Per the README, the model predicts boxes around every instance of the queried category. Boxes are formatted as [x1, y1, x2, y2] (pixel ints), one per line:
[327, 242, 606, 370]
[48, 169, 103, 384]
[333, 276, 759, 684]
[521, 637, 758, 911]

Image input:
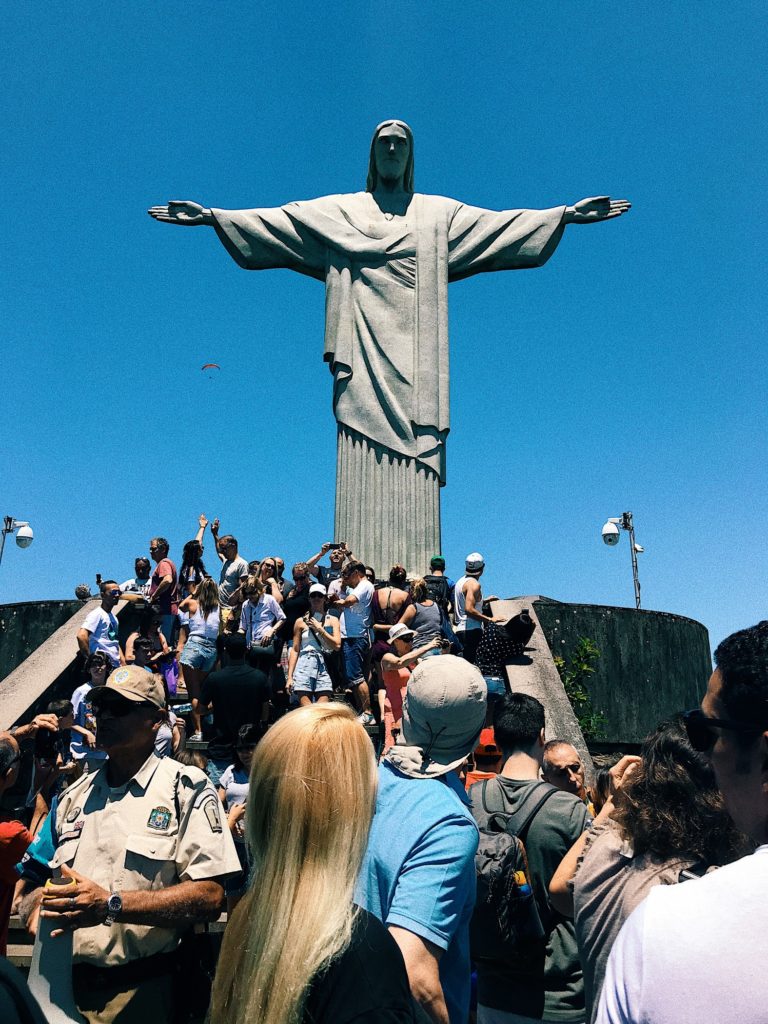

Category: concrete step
[6, 944, 32, 970]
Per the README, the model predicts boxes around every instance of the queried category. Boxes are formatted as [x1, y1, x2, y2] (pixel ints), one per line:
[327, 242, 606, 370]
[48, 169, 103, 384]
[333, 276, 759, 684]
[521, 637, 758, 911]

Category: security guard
[20, 665, 240, 1024]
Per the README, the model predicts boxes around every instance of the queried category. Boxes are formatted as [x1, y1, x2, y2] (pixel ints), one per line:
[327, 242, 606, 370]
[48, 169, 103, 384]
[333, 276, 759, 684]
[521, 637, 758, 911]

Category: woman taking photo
[210, 704, 415, 1024]
[177, 577, 221, 740]
[286, 584, 341, 706]
[550, 718, 750, 1022]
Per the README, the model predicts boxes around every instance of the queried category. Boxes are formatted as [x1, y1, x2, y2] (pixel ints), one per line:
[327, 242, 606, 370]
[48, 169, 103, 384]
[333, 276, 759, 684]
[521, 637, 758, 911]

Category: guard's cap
[90, 665, 166, 709]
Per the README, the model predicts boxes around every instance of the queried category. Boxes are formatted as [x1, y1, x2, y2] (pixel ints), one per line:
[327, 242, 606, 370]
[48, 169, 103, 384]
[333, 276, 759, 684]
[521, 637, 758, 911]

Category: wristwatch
[105, 890, 123, 926]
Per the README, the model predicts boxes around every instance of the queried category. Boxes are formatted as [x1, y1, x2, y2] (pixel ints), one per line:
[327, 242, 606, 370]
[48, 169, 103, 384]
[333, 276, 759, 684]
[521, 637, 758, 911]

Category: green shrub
[553, 637, 607, 740]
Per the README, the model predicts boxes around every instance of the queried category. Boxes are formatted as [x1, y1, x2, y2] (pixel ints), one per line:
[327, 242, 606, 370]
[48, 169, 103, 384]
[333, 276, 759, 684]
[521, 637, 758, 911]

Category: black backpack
[423, 574, 451, 610]
[469, 778, 558, 964]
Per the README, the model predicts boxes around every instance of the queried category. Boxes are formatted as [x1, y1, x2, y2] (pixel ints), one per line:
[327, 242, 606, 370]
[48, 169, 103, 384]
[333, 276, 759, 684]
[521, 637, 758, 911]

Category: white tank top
[454, 575, 482, 632]
[188, 604, 220, 641]
[300, 615, 333, 655]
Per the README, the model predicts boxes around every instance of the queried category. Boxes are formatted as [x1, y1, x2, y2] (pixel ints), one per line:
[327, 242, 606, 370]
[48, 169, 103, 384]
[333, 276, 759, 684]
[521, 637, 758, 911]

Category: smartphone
[35, 728, 58, 760]
[328, 543, 343, 550]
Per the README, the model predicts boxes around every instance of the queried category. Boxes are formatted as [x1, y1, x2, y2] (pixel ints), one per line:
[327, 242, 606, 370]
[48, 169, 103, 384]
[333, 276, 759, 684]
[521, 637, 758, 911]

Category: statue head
[366, 120, 414, 193]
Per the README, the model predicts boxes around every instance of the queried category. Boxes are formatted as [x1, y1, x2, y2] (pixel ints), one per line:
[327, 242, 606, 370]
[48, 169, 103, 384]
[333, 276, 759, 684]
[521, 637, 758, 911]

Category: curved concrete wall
[0, 600, 83, 683]
[533, 599, 711, 743]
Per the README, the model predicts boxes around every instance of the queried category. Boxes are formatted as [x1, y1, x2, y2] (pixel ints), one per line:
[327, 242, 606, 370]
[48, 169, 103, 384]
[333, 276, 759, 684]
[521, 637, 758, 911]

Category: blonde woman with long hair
[210, 704, 416, 1024]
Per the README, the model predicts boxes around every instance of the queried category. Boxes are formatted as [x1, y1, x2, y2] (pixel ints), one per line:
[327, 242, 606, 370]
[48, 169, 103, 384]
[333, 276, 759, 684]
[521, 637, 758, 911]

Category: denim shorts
[179, 635, 217, 672]
[293, 650, 333, 694]
[342, 636, 370, 685]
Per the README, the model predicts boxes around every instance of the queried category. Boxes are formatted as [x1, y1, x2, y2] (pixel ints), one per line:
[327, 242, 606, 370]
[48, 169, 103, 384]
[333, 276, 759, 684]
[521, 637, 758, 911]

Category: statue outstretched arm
[147, 201, 214, 226]
[563, 196, 631, 224]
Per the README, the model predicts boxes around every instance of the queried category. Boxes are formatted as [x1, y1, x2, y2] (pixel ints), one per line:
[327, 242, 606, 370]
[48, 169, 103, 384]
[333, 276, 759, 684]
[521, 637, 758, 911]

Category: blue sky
[2, 1, 765, 653]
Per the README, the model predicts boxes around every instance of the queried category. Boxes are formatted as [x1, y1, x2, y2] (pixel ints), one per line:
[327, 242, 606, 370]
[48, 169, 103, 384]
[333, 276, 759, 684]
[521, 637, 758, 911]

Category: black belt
[72, 948, 179, 990]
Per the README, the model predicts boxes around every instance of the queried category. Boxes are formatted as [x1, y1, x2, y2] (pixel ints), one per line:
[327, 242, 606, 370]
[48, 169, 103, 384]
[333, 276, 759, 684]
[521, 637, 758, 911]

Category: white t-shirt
[239, 595, 286, 646]
[70, 682, 108, 762]
[81, 607, 121, 664]
[596, 845, 768, 1024]
[341, 578, 374, 639]
[219, 555, 249, 608]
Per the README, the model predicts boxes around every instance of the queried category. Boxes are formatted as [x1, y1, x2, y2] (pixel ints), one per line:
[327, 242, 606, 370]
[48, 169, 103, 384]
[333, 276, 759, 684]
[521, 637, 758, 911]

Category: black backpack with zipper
[468, 778, 558, 964]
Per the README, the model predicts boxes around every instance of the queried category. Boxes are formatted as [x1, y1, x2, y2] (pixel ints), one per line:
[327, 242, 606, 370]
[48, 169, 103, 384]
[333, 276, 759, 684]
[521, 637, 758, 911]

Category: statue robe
[211, 193, 565, 571]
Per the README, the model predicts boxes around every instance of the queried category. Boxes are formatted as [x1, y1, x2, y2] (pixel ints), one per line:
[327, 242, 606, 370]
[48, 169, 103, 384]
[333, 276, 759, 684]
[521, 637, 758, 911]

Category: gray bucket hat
[386, 655, 487, 778]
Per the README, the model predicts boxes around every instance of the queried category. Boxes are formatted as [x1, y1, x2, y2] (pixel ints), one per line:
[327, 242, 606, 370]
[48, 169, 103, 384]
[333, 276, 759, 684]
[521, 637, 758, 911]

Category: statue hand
[565, 197, 631, 224]
[147, 201, 213, 226]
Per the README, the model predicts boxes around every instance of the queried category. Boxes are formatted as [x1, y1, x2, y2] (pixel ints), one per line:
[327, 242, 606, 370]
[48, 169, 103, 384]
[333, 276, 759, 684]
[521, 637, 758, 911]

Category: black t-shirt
[316, 564, 342, 588]
[201, 663, 271, 761]
[303, 909, 416, 1024]
[282, 585, 311, 637]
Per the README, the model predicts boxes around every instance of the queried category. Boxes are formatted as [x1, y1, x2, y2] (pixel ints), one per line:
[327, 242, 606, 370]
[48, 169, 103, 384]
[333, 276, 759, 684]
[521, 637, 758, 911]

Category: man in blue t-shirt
[356, 655, 487, 1024]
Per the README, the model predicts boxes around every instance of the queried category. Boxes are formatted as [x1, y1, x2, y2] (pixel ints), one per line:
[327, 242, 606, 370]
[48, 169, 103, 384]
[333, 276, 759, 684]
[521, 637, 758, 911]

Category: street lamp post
[601, 511, 643, 609]
[0, 516, 35, 569]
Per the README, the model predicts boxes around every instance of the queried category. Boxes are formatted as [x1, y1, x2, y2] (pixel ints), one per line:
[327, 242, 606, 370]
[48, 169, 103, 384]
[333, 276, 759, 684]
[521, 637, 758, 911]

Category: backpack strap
[481, 778, 558, 835]
[509, 782, 559, 839]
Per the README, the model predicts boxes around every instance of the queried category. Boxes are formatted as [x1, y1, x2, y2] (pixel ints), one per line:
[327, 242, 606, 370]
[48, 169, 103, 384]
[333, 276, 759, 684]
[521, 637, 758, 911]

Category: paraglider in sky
[201, 362, 220, 379]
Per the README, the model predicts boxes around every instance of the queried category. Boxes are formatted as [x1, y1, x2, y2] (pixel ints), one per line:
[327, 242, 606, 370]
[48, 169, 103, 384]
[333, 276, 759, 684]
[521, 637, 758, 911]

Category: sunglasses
[294, 574, 308, 581]
[92, 699, 149, 718]
[107, 589, 121, 597]
[682, 709, 763, 753]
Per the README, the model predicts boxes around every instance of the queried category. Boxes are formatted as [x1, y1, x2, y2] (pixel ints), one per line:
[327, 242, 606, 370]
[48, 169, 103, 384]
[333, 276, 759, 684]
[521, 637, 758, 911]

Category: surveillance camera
[601, 521, 620, 546]
[15, 525, 34, 549]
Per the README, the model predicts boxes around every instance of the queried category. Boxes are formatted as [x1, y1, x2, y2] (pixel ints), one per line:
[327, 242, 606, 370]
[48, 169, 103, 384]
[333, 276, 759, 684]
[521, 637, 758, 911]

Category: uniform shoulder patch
[201, 797, 223, 834]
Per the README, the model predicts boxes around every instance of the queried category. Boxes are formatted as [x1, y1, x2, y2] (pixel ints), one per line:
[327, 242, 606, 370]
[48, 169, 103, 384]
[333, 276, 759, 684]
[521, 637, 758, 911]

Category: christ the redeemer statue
[149, 120, 629, 574]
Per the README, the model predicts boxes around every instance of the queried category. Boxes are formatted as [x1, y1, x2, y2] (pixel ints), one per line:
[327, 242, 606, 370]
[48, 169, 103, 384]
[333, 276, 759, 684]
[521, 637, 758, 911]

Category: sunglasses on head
[682, 709, 763, 753]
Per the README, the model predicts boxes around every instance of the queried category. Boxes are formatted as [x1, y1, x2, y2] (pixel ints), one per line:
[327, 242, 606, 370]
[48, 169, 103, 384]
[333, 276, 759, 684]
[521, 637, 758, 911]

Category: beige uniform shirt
[51, 752, 241, 966]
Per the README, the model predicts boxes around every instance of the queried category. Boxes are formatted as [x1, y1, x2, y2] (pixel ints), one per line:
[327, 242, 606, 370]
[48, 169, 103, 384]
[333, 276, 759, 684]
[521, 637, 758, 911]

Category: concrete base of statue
[334, 427, 441, 575]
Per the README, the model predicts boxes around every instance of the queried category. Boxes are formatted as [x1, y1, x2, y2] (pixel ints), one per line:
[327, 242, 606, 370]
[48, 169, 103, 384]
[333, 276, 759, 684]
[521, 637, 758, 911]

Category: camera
[601, 521, 620, 546]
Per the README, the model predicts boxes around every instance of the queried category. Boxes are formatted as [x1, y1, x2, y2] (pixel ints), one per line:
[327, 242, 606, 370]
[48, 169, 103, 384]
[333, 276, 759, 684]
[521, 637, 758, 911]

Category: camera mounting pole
[601, 511, 643, 609]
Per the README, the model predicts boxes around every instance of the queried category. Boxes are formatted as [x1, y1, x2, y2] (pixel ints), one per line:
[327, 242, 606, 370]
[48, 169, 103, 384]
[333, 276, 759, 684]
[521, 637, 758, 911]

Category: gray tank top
[410, 602, 442, 645]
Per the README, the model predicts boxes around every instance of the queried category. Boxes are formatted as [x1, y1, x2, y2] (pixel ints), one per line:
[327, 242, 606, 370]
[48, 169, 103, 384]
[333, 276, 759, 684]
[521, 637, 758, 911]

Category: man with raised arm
[209, 518, 249, 632]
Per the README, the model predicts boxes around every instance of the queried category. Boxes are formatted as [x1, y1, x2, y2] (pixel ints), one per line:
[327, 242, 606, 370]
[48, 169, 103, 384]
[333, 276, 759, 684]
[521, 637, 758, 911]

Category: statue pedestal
[334, 427, 441, 575]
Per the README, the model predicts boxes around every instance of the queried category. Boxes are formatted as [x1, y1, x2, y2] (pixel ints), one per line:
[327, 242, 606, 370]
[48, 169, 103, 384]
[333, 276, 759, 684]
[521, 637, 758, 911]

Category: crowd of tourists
[0, 514, 765, 1024]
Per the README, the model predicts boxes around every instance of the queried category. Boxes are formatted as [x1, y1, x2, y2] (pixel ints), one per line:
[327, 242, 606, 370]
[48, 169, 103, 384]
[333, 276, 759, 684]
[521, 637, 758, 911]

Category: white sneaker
[357, 712, 376, 727]
[189, 731, 203, 741]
